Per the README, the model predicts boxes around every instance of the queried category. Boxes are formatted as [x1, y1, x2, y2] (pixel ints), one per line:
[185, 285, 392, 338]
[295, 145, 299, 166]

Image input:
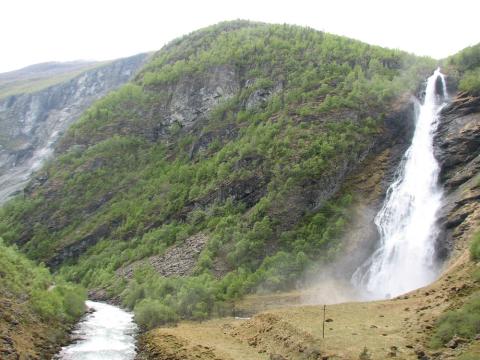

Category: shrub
[122, 280, 145, 309]
[30, 289, 64, 320]
[30, 285, 86, 321]
[459, 68, 480, 95]
[458, 353, 480, 360]
[430, 292, 480, 348]
[134, 299, 178, 329]
[60, 285, 87, 319]
[0, 238, 86, 322]
[470, 230, 480, 261]
[359, 346, 372, 360]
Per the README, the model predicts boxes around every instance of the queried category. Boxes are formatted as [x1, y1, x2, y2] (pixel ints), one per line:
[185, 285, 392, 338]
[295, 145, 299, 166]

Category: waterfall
[351, 68, 448, 299]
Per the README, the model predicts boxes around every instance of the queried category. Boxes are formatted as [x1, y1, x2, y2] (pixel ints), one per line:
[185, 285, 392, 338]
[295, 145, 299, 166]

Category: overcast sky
[1, 0, 478, 73]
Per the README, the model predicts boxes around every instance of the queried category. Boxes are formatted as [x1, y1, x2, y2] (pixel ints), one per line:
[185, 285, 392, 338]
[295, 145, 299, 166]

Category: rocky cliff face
[340, 87, 480, 276]
[0, 53, 148, 203]
[435, 92, 480, 260]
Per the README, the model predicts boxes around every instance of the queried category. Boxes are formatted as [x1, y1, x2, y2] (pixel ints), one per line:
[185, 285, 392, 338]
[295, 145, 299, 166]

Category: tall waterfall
[352, 68, 448, 299]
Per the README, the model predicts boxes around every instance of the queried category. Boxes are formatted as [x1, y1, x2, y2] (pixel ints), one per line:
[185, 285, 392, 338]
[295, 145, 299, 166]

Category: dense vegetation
[0, 21, 436, 329]
[446, 42, 480, 94]
[0, 238, 86, 322]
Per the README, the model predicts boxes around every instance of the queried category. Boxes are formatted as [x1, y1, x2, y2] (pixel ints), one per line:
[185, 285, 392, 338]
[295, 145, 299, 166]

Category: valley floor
[137, 249, 480, 360]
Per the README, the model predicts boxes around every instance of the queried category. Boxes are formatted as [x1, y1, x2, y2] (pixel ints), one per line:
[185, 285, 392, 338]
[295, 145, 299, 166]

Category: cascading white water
[352, 68, 448, 299]
[56, 301, 137, 360]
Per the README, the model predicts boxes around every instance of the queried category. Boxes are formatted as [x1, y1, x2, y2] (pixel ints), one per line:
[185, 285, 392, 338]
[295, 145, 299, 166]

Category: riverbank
[0, 298, 75, 359]
[0, 241, 86, 360]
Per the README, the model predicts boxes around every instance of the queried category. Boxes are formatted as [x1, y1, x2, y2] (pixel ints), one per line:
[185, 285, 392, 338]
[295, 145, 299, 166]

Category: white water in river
[56, 301, 137, 360]
[351, 68, 448, 299]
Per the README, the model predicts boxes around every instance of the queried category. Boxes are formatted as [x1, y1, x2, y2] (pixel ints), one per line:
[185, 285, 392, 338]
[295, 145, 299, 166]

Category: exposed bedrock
[434, 92, 480, 260]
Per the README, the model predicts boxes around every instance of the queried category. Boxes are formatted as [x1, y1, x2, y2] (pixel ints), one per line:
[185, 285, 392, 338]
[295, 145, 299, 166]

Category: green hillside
[446, 42, 480, 94]
[0, 238, 85, 321]
[0, 20, 436, 328]
[0, 238, 85, 357]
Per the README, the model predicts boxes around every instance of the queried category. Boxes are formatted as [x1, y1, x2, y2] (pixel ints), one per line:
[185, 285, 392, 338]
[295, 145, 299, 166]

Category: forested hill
[0, 20, 436, 327]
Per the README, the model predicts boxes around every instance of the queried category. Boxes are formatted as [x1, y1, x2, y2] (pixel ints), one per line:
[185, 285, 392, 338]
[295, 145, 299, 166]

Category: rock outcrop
[0, 53, 148, 203]
[116, 233, 208, 279]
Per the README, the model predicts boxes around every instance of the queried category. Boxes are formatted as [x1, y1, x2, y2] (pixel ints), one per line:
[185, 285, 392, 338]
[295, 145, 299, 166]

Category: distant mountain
[0, 53, 148, 203]
[0, 60, 97, 80]
[0, 60, 102, 99]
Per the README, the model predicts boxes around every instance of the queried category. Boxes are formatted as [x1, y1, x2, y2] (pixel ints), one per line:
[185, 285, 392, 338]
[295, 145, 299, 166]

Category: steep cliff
[435, 92, 480, 259]
[434, 44, 480, 264]
[0, 53, 148, 203]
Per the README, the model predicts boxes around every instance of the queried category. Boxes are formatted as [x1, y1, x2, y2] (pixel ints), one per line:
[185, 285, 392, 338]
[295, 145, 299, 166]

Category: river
[56, 301, 137, 360]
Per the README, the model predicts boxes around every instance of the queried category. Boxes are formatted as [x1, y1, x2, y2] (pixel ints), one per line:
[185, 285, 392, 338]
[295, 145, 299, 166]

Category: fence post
[322, 304, 326, 339]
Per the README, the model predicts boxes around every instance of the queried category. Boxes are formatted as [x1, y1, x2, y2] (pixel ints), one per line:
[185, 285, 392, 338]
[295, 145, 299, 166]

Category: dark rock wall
[435, 92, 480, 260]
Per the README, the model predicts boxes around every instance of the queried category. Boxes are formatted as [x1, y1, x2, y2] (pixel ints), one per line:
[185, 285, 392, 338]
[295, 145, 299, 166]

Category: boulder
[446, 335, 468, 349]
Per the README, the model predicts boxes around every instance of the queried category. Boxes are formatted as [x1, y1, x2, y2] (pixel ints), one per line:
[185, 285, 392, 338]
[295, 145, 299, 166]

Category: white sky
[1, 0, 479, 73]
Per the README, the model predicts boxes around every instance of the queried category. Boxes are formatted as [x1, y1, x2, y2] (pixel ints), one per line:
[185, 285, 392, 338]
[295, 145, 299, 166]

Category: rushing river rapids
[56, 301, 137, 360]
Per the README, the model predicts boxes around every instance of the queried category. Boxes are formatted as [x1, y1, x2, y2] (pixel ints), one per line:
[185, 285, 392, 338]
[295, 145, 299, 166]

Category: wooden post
[322, 304, 326, 339]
